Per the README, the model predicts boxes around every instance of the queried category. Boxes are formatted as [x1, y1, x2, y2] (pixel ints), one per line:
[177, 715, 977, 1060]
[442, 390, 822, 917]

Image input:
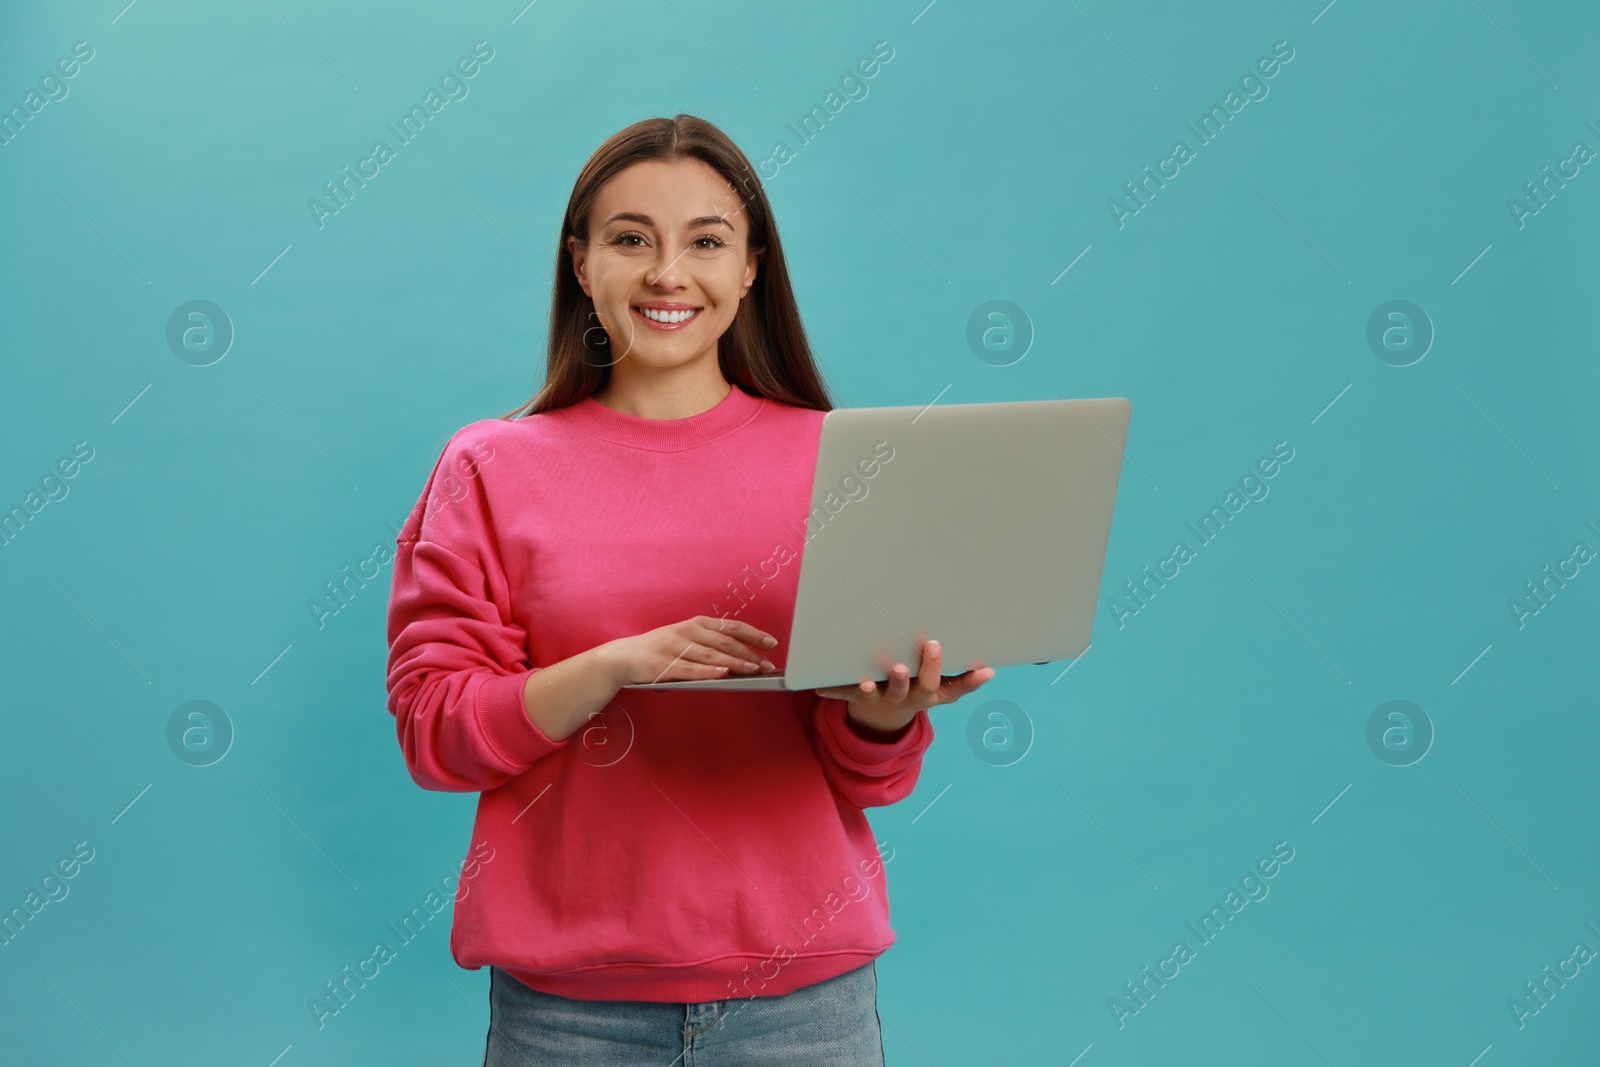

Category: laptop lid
[778, 395, 1130, 690]
[624, 396, 1130, 692]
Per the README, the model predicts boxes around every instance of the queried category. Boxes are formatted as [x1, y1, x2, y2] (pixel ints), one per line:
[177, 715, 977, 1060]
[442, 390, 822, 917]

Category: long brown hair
[498, 114, 834, 420]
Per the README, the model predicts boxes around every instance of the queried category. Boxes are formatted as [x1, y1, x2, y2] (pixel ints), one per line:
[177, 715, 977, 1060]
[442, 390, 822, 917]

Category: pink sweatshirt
[384, 383, 933, 1003]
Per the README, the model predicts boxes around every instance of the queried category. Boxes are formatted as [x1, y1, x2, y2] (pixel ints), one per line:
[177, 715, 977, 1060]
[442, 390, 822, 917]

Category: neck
[593, 358, 732, 420]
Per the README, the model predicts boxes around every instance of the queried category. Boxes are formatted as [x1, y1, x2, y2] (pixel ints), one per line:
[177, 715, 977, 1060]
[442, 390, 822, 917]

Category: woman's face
[569, 158, 759, 371]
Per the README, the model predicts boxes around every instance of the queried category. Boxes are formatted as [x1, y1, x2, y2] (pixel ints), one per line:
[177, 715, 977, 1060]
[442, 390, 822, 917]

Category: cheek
[588, 253, 643, 291]
[707, 293, 742, 324]
[705, 263, 749, 304]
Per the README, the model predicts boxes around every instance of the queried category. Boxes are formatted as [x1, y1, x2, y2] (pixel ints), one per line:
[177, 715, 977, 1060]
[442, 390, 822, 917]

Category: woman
[385, 113, 994, 1065]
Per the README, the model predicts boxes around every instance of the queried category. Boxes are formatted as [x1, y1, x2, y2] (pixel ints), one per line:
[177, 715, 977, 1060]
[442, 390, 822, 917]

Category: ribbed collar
[560, 382, 764, 452]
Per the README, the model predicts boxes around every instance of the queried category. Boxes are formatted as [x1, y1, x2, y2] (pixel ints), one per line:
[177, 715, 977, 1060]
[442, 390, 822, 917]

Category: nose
[644, 241, 688, 290]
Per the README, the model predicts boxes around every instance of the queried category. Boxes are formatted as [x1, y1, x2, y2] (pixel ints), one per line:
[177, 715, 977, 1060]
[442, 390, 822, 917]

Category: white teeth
[639, 307, 697, 323]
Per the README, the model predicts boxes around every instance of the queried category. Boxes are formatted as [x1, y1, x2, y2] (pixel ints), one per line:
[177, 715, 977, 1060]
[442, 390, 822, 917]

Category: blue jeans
[481, 960, 886, 1066]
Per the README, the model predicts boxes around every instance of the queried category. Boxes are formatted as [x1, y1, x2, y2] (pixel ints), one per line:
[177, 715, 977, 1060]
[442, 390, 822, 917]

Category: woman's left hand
[814, 639, 996, 741]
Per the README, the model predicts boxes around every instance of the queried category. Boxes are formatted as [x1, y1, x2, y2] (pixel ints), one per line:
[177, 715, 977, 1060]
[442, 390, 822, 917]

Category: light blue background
[3, 0, 1597, 1063]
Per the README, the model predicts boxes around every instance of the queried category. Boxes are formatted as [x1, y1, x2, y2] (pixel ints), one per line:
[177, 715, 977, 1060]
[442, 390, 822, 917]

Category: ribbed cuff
[816, 697, 932, 770]
[475, 669, 570, 768]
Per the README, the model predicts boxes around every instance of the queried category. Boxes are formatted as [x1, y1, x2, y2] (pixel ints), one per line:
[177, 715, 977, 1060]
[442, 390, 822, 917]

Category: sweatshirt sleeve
[801, 694, 934, 809]
[385, 425, 569, 793]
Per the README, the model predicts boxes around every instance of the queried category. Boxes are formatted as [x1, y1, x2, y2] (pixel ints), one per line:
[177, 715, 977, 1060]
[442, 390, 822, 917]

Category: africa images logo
[307, 41, 495, 230]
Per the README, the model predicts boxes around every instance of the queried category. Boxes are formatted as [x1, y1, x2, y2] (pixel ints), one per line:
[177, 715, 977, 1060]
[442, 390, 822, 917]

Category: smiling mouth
[631, 305, 701, 329]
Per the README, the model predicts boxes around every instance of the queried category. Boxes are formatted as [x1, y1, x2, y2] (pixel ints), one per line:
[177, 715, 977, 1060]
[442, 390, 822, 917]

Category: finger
[693, 627, 775, 671]
[818, 679, 875, 702]
[669, 646, 732, 678]
[916, 639, 943, 696]
[700, 627, 774, 668]
[942, 665, 996, 698]
[707, 615, 779, 651]
[681, 640, 763, 673]
[693, 629, 762, 663]
[886, 663, 911, 703]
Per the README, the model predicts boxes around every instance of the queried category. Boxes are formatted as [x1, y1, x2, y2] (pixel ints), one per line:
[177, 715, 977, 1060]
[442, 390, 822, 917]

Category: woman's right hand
[596, 616, 780, 686]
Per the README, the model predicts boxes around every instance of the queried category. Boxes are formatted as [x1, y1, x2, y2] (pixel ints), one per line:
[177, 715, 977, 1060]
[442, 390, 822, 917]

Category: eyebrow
[603, 212, 734, 231]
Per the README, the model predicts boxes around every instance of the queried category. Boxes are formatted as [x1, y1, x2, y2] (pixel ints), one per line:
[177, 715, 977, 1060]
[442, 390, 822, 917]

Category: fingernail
[762, 636, 777, 647]
[929, 640, 940, 654]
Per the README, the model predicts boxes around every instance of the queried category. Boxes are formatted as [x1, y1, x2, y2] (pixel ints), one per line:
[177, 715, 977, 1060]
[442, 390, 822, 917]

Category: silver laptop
[622, 396, 1131, 692]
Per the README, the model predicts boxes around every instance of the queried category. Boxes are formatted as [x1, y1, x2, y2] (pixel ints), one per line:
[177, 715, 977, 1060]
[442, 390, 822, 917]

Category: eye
[691, 235, 726, 250]
[610, 231, 647, 247]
